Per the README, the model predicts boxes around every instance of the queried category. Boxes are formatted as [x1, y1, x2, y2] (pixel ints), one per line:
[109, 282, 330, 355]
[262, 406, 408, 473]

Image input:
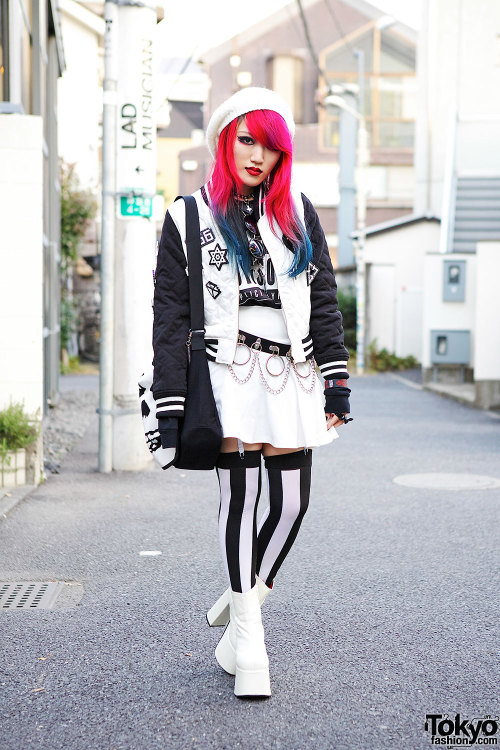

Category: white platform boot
[207, 575, 272, 628]
[214, 577, 272, 675]
[230, 584, 271, 698]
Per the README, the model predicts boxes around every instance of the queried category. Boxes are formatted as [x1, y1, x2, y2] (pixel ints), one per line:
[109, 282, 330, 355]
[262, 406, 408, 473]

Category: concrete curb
[422, 382, 500, 418]
[0, 484, 37, 522]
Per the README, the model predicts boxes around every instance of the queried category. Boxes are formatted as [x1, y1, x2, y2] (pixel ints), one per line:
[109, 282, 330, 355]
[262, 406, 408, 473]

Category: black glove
[324, 383, 351, 416]
[158, 416, 178, 449]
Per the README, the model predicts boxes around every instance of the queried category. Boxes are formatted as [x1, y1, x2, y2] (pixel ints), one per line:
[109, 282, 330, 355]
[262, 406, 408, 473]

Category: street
[1, 373, 499, 750]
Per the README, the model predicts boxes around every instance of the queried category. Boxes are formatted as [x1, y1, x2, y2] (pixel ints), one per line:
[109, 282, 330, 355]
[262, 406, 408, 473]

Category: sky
[156, 0, 422, 60]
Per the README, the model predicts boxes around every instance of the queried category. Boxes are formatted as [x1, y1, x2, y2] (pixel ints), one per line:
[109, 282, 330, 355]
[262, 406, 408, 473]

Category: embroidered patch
[200, 227, 215, 247]
[209, 244, 228, 271]
[206, 281, 221, 299]
[325, 378, 348, 388]
[306, 262, 319, 286]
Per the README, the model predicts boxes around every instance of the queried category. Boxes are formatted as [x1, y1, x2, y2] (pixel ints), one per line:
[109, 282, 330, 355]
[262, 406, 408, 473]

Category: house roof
[350, 213, 440, 238]
[158, 100, 204, 138]
[58, 0, 104, 37]
[201, 0, 417, 64]
[49, 0, 66, 75]
[157, 58, 206, 77]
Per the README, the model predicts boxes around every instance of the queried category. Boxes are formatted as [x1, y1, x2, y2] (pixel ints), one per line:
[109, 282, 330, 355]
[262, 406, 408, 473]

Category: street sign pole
[112, 0, 157, 470]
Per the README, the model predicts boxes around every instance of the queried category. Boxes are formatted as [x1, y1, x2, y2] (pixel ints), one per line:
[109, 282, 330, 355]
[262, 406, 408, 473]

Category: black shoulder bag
[138, 196, 222, 470]
[173, 196, 222, 470]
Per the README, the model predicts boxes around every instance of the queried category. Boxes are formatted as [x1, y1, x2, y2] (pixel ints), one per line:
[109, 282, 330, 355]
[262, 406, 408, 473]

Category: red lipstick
[246, 167, 262, 176]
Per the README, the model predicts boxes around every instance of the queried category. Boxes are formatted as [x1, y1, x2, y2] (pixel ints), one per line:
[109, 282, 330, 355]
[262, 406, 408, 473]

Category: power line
[295, 0, 331, 89]
[323, 0, 356, 57]
[164, 49, 198, 102]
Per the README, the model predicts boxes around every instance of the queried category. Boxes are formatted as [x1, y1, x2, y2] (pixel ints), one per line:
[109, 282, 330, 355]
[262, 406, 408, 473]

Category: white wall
[456, 121, 500, 174]
[414, 0, 500, 213]
[292, 163, 414, 208]
[364, 220, 440, 359]
[0, 115, 44, 418]
[367, 264, 395, 352]
[58, 0, 103, 191]
[474, 242, 500, 381]
[421, 253, 476, 369]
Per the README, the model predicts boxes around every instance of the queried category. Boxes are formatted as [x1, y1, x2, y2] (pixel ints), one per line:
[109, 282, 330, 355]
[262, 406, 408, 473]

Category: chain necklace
[235, 194, 267, 285]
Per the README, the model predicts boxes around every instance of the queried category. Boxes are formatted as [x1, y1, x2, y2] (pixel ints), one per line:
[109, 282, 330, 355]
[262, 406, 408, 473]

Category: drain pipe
[98, 0, 118, 473]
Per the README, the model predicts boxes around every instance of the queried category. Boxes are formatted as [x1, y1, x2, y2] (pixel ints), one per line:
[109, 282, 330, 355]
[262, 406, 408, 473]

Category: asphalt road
[1, 373, 499, 750]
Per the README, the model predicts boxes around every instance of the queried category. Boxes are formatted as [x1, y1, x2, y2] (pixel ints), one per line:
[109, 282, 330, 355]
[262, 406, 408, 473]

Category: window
[20, 0, 33, 114]
[0, 0, 33, 112]
[0, 0, 9, 101]
[320, 25, 416, 149]
[267, 54, 304, 124]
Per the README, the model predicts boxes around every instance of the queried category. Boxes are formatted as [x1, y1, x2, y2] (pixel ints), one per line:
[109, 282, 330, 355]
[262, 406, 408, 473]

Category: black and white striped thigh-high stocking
[256, 450, 312, 587]
[216, 450, 262, 594]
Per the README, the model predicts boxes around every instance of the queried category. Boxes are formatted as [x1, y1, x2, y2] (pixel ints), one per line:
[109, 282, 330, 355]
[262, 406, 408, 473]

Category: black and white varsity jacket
[152, 184, 350, 424]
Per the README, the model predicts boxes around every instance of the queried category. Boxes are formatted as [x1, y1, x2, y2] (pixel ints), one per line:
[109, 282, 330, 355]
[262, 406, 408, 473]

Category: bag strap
[175, 195, 205, 349]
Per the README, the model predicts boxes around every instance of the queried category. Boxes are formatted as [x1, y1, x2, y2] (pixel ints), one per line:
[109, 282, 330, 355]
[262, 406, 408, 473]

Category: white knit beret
[206, 86, 295, 159]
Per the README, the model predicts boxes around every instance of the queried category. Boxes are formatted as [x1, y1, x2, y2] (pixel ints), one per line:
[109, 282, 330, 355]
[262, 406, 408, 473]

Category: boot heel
[214, 624, 237, 675]
[206, 588, 230, 627]
[234, 667, 271, 698]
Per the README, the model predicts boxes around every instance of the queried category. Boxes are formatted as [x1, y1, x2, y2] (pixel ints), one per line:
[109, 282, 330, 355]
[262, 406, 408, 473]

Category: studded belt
[205, 331, 314, 361]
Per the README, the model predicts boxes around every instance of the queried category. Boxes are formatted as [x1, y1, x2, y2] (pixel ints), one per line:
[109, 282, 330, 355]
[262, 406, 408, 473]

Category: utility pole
[324, 80, 369, 375]
[336, 88, 357, 269]
[99, 0, 157, 471]
[112, 0, 157, 470]
[354, 49, 368, 375]
[99, 0, 118, 472]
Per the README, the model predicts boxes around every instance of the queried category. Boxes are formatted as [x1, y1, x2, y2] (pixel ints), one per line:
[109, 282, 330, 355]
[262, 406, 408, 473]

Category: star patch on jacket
[206, 281, 221, 299]
[306, 261, 319, 286]
[209, 244, 228, 271]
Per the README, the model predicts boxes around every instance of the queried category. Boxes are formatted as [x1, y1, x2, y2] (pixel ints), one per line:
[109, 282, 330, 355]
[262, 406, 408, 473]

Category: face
[232, 118, 281, 195]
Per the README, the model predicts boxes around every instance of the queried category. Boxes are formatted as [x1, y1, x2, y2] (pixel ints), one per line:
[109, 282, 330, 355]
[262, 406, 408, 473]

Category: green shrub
[368, 340, 419, 372]
[0, 402, 40, 462]
[60, 296, 80, 356]
[59, 160, 97, 355]
[60, 160, 97, 272]
[337, 287, 356, 350]
[60, 355, 82, 375]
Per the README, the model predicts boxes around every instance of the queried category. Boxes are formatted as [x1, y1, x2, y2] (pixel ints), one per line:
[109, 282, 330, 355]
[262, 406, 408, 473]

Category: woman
[152, 87, 351, 699]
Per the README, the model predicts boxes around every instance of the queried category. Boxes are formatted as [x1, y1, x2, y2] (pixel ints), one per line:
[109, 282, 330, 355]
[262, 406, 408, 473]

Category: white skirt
[208, 349, 338, 449]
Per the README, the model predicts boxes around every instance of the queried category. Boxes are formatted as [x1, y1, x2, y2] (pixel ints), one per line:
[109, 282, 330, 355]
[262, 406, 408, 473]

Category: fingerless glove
[158, 416, 178, 449]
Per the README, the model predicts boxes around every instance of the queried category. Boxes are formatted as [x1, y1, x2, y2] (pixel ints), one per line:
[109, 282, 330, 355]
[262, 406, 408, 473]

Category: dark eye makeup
[237, 135, 254, 145]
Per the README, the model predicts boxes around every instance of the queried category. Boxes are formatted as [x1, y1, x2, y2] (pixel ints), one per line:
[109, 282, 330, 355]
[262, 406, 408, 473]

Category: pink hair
[209, 109, 303, 245]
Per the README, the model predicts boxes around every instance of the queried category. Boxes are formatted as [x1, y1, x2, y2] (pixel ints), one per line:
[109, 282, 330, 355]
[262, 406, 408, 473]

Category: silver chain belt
[226, 335, 316, 395]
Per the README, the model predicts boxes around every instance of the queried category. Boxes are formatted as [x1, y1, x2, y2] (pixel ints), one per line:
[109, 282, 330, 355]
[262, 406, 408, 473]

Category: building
[416, 0, 500, 407]
[357, 0, 500, 408]
[0, 0, 65, 481]
[57, 0, 103, 361]
[155, 56, 208, 216]
[178, 0, 418, 283]
[58, 0, 103, 193]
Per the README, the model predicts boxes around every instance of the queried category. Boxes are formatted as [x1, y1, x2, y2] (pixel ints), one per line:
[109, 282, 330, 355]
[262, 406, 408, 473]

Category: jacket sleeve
[152, 209, 190, 419]
[302, 193, 351, 415]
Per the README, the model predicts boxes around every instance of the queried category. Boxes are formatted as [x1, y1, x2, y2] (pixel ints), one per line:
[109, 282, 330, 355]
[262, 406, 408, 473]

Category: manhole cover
[0, 582, 65, 610]
[393, 473, 500, 491]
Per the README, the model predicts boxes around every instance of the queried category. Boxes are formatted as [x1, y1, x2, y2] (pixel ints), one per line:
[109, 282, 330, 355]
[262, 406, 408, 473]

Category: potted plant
[0, 402, 40, 488]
